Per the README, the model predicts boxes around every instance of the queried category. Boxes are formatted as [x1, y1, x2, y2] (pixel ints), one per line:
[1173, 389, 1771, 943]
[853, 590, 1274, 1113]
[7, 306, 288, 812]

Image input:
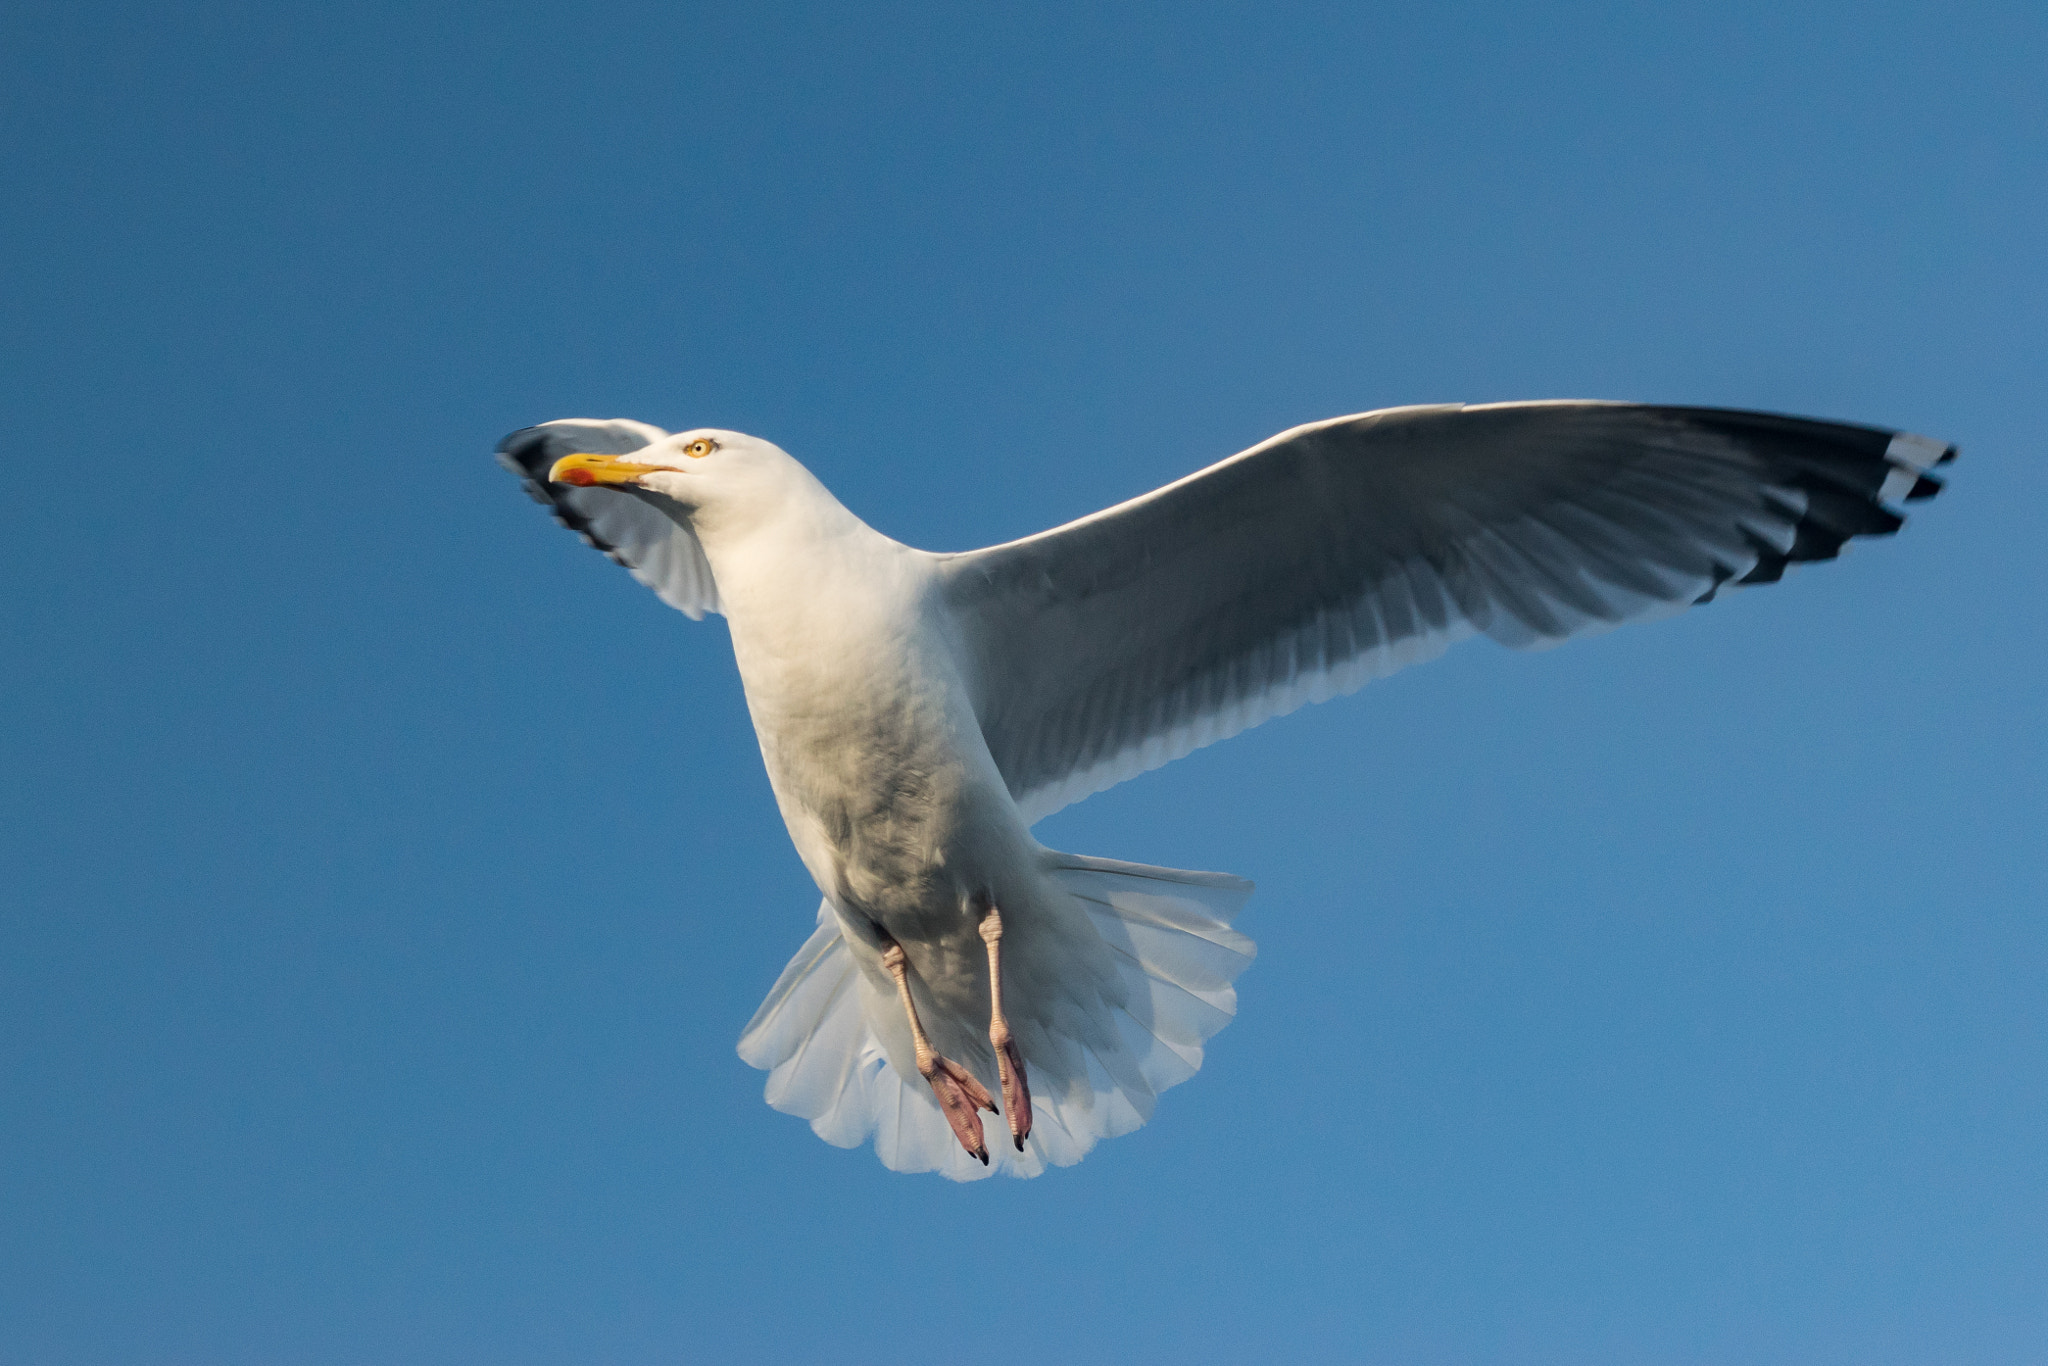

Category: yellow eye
[683, 438, 716, 458]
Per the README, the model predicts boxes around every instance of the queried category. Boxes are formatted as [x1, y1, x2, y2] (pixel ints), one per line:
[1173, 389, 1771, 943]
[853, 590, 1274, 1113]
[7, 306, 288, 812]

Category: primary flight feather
[499, 401, 1952, 1180]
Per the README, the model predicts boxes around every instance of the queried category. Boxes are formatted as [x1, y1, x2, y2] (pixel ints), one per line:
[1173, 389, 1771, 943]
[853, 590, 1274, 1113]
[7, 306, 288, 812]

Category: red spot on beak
[562, 468, 597, 486]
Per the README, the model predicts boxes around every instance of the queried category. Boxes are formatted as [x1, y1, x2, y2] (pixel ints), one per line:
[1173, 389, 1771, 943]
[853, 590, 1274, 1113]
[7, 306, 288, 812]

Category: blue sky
[3, 1, 2043, 1361]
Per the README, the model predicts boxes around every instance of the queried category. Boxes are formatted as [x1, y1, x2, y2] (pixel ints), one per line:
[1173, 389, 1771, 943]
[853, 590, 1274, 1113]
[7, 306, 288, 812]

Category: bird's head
[547, 428, 825, 537]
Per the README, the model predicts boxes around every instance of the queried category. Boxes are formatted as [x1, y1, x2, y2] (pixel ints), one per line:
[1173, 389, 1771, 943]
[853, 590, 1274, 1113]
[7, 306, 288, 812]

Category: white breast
[712, 515, 1026, 936]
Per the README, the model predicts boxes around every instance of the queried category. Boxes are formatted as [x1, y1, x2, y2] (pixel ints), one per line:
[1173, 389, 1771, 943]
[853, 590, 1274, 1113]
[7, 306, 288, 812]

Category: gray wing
[497, 418, 721, 618]
[939, 401, 1954, 823]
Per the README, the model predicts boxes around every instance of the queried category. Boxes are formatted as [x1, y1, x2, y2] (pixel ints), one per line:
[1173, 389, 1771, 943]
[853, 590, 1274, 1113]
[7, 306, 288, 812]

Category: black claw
[977, 1150, 988, 1165]
[1014, 1135, 1024, 1151]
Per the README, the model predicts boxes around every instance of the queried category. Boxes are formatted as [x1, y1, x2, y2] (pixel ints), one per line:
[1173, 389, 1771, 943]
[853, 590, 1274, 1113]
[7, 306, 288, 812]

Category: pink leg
[881, 942, 996, 1164]
[979, 906, 1033, 1152]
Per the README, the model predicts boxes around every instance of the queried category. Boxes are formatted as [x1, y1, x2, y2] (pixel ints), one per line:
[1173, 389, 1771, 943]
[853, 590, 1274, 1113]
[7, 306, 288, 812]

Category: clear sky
[3, 2, 2043, 1362]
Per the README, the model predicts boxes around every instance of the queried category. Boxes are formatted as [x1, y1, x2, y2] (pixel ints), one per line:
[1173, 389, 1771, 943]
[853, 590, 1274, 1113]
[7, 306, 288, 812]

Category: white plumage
[500, 401, 1951, 1179]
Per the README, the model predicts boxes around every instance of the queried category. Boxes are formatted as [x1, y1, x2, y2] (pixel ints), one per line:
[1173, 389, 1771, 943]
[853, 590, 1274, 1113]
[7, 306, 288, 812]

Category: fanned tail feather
[736, 859, 1255, 1180]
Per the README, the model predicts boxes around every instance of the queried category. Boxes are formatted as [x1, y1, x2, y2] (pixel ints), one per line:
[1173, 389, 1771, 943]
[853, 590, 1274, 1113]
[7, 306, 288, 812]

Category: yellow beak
[547, 453, 668, 487]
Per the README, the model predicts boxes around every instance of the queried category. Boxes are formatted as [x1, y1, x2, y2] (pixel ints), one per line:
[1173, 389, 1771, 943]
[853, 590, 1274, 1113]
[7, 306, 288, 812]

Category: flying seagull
[499, 401, 1953, 1180]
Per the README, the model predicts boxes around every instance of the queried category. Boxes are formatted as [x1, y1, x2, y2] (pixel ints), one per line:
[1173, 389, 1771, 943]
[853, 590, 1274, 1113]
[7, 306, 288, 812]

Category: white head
[547, 428, 843, 543]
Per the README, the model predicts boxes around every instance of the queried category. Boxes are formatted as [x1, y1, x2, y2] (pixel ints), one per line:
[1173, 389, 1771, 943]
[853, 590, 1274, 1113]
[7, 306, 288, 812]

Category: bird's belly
[731, 614, 1129, 1086]
[770, 732, 1015, 932]
[742, 653, 1025, 943]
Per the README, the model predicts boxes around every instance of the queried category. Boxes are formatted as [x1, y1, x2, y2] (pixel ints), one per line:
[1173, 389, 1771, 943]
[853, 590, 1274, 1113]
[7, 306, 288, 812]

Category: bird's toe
[924, 1055, 997, 1162]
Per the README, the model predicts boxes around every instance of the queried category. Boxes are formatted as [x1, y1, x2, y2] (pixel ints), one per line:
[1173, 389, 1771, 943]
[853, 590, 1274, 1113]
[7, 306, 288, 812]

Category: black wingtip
[495, 429, 561, 506]
[493, 425, 625, 557]
[496, 426, 552, 475]
[1631, 408, 1947, 597]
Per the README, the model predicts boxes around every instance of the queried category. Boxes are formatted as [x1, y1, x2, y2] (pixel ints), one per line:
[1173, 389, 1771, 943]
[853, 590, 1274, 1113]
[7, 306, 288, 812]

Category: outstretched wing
[939, 401, 1954, 823]
[497, 418, 722, 619]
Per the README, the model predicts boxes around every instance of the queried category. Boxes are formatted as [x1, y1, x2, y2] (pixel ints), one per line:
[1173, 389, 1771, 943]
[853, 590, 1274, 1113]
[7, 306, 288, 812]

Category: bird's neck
[695, 488, 922, 632]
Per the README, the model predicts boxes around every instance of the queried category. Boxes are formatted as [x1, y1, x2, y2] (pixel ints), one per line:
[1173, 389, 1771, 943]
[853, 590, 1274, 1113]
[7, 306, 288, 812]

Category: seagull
[499, 401, 1953, 1180]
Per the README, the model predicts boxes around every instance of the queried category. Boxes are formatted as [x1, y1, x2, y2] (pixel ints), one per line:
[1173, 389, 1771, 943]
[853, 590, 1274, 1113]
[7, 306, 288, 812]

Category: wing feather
[940, 402, 1953, 822]
[497, 419, 721, 619]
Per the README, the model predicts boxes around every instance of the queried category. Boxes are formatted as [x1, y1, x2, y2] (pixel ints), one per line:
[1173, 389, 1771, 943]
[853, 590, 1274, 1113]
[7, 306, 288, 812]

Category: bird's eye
[684, 439, 716, 458]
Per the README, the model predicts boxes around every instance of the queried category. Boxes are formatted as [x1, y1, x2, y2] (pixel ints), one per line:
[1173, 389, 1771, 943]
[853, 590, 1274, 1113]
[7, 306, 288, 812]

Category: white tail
[736, 855, 1256, 1180]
